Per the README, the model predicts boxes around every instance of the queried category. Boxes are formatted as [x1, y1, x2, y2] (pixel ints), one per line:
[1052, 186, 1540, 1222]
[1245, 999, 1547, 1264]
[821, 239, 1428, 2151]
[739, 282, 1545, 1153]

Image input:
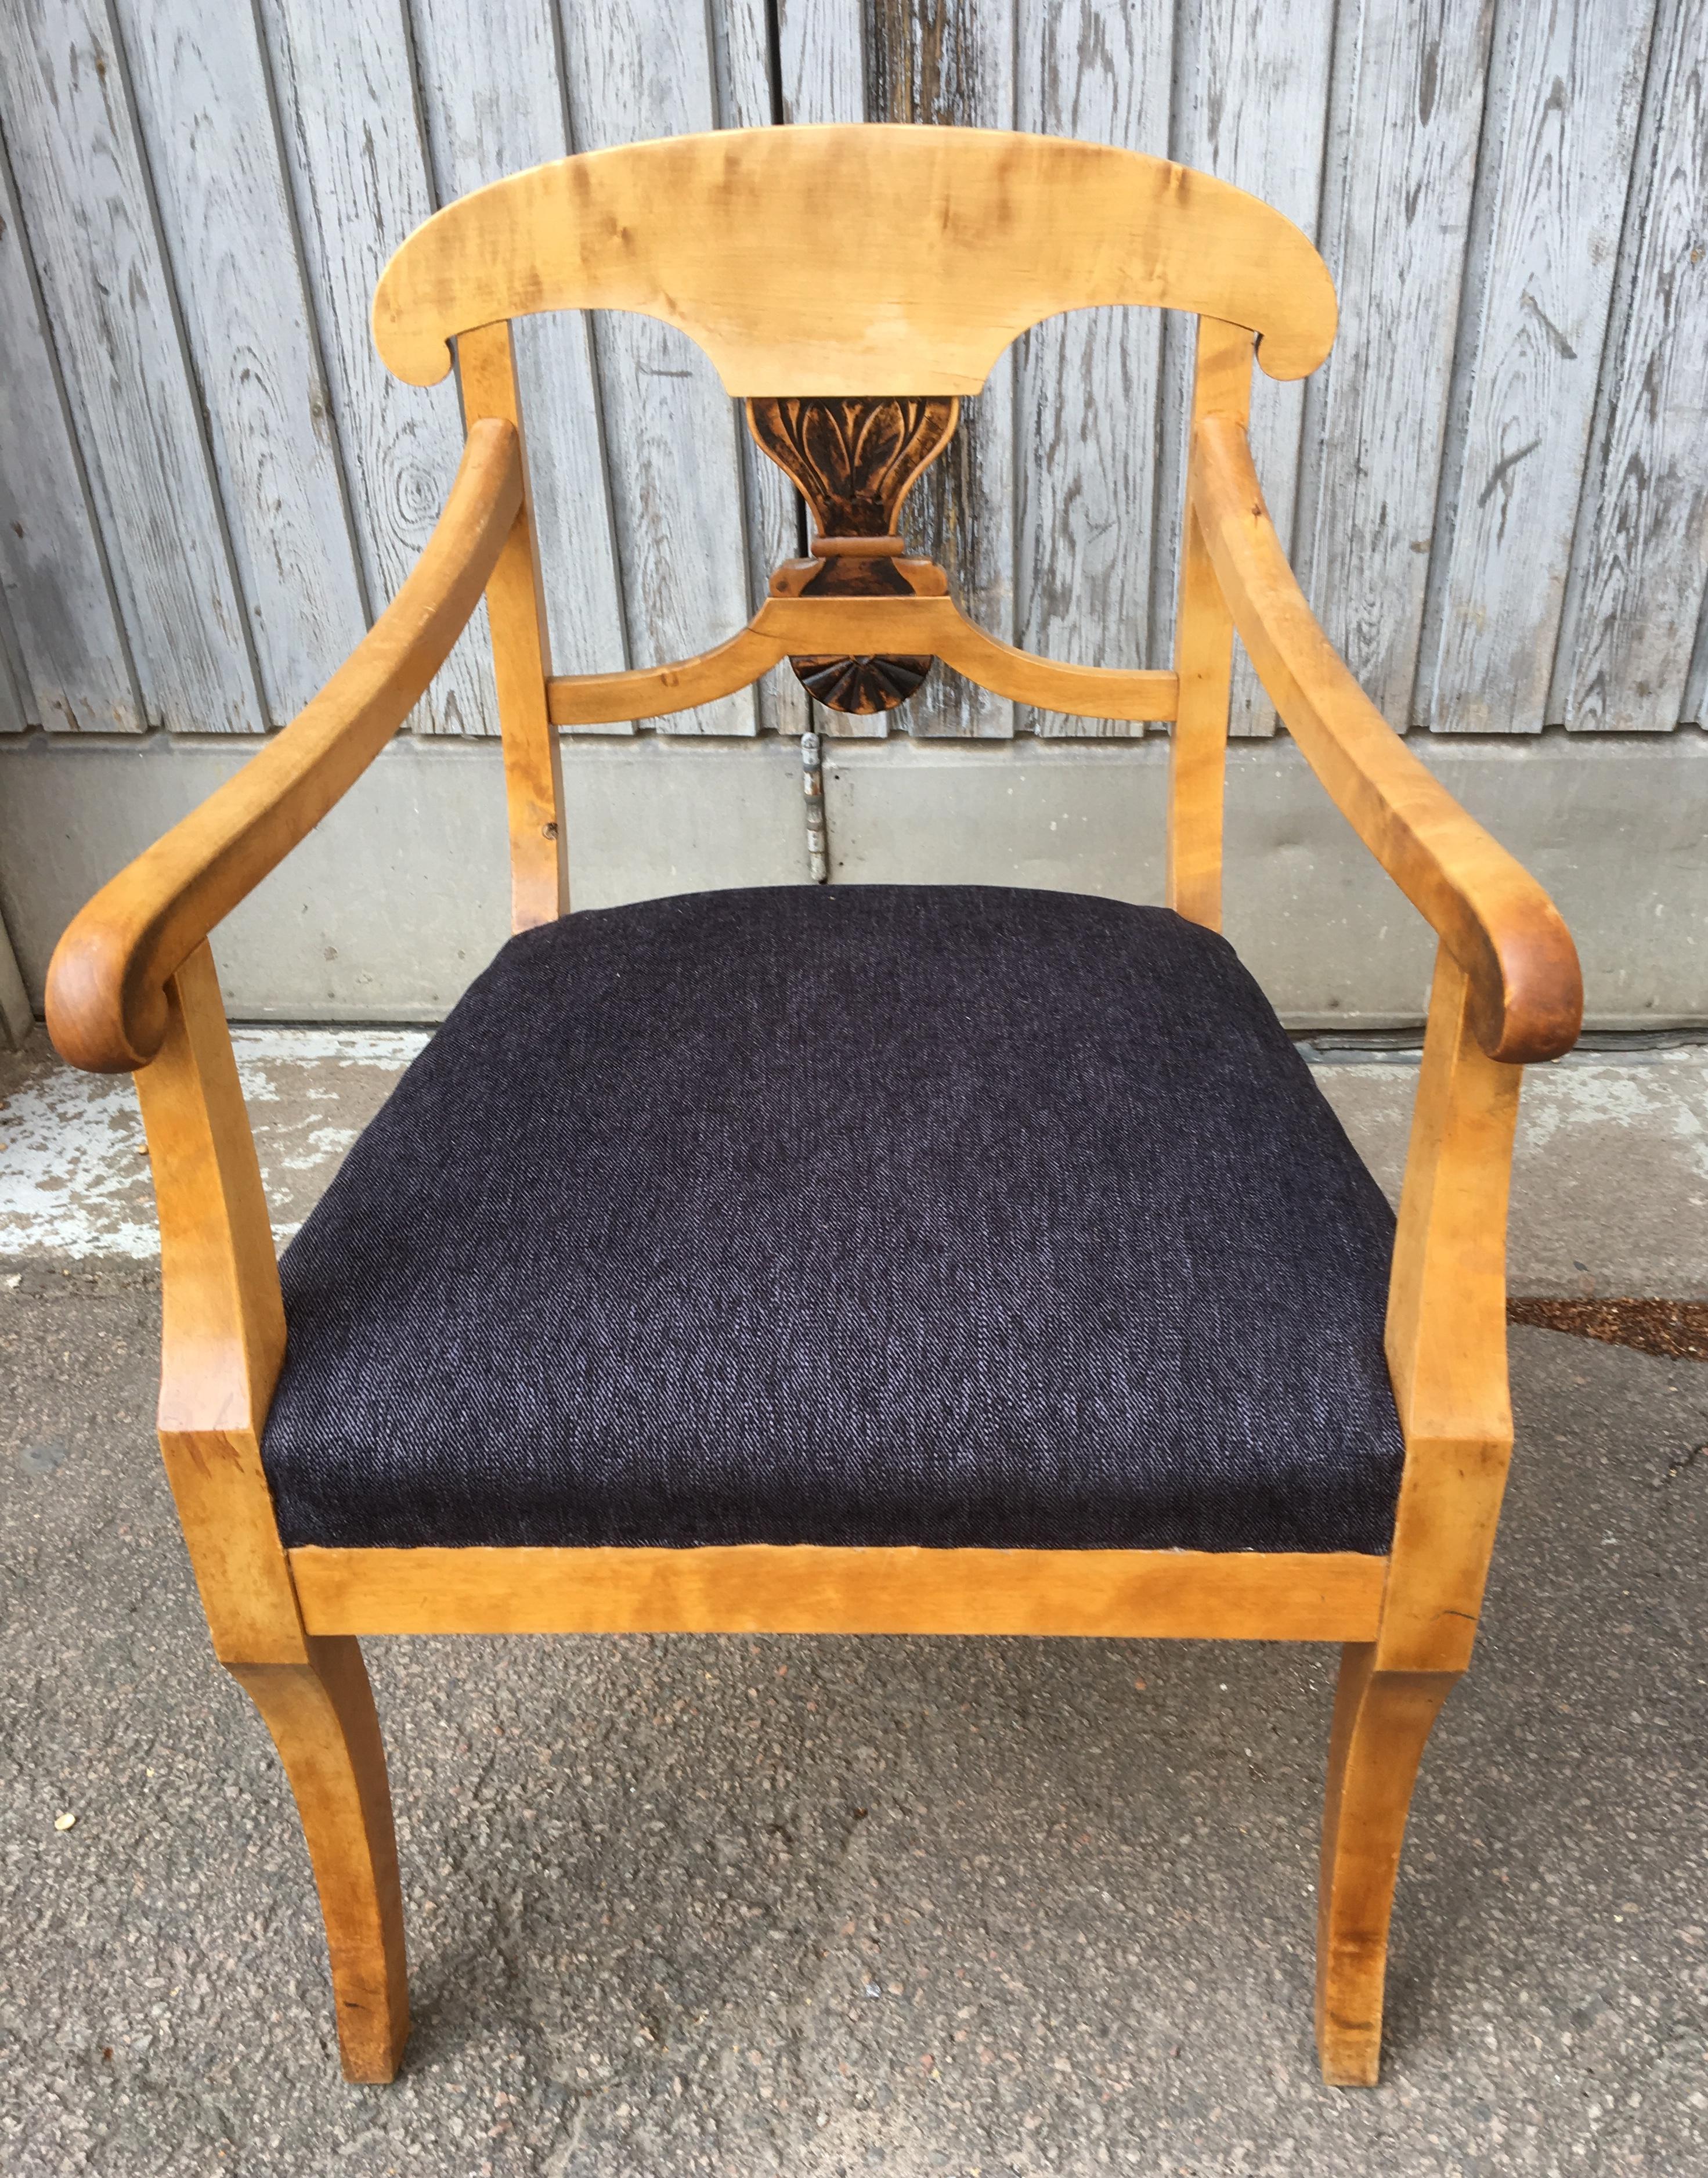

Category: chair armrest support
[46, 419, 523, 1074]
[1190, 414, 1582, 1063]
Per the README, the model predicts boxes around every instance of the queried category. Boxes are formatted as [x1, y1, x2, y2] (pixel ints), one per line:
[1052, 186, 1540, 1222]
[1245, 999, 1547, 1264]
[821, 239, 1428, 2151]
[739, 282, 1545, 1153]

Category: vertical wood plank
[868, 0, 1016, 739]
[710, 0, 810, 736]
[1417, 0, 1655, 733]
[778, 0, 866, 121]
[257, 0, 496, 737]
[1297, 0, 1496, 735]
[1687, 579, 1708, 725]
[0, 116, 140, 731]
[1015, 0, 1172, 738]
[1159, 0, 1338, 738]
[115, 0, 370, 728]
[0, 0, 265, 733]
[0, 590, 31, 733]
[408, 0, 629, 716]
[556, 0, 759, 737]
[0, 878, 31, 1044]
[1555, 0, 1708, 732]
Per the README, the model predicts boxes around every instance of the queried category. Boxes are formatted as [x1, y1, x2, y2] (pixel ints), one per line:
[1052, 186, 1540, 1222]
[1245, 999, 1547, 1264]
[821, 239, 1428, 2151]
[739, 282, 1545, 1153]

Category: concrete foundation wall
[2, 728, 1704, 1030]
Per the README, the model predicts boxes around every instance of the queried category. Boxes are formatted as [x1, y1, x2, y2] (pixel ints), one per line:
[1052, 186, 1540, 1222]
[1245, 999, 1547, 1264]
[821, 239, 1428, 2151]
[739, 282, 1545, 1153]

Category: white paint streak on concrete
[0, 1028, 428, 1260]
[0, 1059, 155, 1259]
[232, 1027, 431, 1070]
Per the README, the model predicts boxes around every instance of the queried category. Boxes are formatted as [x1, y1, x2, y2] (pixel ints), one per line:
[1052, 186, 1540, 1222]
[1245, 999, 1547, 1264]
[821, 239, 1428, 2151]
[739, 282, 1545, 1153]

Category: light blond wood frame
[45, 126, 1584, 2092]
[373, 126, 1338, 392]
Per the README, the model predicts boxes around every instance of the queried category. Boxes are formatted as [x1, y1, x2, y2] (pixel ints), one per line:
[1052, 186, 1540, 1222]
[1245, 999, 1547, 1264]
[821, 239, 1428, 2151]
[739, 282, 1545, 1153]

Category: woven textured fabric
[262, 885, 1404, 1554]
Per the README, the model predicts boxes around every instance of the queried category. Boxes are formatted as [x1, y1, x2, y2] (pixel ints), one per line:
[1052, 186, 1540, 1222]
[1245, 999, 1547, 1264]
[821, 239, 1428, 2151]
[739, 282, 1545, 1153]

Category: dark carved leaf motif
[750, 397, 957, 536]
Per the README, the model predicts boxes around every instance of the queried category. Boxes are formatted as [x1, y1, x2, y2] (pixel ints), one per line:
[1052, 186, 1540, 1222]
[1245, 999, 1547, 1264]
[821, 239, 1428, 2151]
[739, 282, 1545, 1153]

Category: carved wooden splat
[746, 396, 958, 713]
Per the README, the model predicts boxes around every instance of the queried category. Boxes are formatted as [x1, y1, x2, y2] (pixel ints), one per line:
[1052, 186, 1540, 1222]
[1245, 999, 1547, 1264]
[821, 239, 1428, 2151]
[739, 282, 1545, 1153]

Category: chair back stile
[455, 322, 567, 931]
[1167, 318, 1253, 932]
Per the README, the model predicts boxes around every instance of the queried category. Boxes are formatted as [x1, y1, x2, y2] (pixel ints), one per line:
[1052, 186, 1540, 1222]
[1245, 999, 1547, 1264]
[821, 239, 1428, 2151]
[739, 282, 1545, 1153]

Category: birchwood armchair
[46, 126, 1581, 2090]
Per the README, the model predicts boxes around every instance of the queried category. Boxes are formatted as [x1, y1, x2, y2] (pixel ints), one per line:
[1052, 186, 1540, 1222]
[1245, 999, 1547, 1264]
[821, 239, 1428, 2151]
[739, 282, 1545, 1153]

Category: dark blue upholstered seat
[261, 885, 1404, 1555]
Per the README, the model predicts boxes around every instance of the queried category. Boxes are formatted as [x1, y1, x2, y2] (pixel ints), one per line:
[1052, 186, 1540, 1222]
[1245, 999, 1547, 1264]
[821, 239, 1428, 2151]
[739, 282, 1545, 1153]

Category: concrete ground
[3, 1027, 1707, 2175]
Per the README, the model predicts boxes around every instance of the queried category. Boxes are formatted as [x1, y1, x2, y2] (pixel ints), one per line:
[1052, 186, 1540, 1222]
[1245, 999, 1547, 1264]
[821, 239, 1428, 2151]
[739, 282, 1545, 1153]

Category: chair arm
[1190, 414, 1582, 1064]
[46, 420, 522, 1075]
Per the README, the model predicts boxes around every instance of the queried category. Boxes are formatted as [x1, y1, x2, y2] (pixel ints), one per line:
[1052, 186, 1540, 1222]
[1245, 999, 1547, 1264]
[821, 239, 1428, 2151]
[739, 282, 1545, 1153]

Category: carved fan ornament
[746, 396, 959, 713]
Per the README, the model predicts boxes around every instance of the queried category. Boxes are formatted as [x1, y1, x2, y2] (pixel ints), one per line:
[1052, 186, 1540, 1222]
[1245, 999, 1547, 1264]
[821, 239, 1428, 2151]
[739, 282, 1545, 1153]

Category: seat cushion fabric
[263, 885, 1404, 1555]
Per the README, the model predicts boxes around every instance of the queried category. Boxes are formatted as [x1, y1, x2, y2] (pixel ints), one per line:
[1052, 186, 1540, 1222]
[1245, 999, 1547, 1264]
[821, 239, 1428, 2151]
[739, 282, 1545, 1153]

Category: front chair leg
[1315, 1642, 1458, 2086]
[229, 1635, 409, 2082]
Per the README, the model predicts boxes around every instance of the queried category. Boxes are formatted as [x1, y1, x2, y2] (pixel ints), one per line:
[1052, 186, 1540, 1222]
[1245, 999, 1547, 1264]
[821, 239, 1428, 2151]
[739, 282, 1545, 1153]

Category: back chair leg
[1315, 1642, 1458, 2086]
[229, 1635, 409, 2082]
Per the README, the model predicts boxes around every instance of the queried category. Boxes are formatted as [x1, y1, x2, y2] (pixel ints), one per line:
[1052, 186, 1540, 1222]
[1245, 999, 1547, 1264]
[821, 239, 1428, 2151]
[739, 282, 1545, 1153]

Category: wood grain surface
[1014, 0, 1173, 737]
[0, 596, 32, 734]
[409, 0, 629, 706]
[230, 1638, 409, 2082]
[1378, 943, 1526, 1671]
[0, 0, 263, 733]
[1418, 0, 1655, 731]
[1315, 1645, 1458, 2083]
[115, 0, 370, 728]
[1191, 413, 1582, 1064]
[257, 0, 497, 737]
[1556, 0, 1708, 731]
[455, 327, 568, 929]
[133, 944, 302, 1665]
[1161, 0, 1337, 737]
[556, 0, 760, 737]
[288, 1543, 1389, 1641]
[776, 0, 866, 130]
[544, 594, 1176, 727]
[0, 120, 139, 733]
[1298, 0, 1496, 734]
[1167, 320, 1253, 926]
[778, 0, 910, 741]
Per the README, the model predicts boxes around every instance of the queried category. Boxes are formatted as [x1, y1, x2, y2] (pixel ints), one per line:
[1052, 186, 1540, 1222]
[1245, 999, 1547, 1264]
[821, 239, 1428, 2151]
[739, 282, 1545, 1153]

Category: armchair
[47, 125, 1580, 2089]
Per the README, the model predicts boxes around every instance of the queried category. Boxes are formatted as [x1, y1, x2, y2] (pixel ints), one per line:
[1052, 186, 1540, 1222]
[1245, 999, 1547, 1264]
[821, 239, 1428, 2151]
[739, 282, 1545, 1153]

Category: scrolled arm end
[46, 900, 171, 1075]
[1465, 888, 1583, 1066]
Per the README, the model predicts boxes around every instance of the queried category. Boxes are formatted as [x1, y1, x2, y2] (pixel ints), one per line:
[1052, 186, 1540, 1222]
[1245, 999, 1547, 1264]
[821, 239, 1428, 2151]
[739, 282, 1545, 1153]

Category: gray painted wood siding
[0, 0, 1702, 742]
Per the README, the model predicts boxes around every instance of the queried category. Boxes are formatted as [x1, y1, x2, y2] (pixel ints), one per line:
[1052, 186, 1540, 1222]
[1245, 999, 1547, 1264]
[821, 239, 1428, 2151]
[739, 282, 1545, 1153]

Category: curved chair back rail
[372, 124, 1338, 393]
[542, 612, 1180, 730]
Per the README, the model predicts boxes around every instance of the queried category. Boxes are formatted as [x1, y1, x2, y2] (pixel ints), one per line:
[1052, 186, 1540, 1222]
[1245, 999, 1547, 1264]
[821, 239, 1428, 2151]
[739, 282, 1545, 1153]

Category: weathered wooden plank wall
[0, 0, 1703, 744]
[1, 0, 264, 734]
[0, 107, 140, 732]
[1297, 0, 1494, 734]
[1417, 0, 1658, 733]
